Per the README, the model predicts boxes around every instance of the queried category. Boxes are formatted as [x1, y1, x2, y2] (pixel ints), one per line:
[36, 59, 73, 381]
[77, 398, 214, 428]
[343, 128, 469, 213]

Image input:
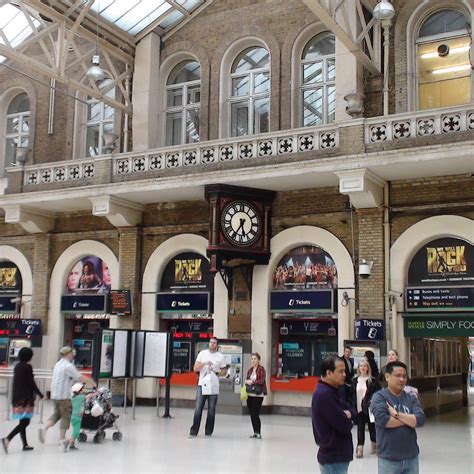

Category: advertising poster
[99, 329, 114, 378]
[143, 332, 169, 378]
[0, 262, 22, 293]
[408, 238, 473, 286]
[72, 339, 93, 368]
[273, 245, 337, 289]
[66, 256, 112, 294]
[112, 330, 129, 378]
[172, 341, 191, 372]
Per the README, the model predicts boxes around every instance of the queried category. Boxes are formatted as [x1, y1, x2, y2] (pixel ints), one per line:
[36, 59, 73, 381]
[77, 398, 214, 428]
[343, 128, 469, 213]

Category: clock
[221, 201, 262, 247]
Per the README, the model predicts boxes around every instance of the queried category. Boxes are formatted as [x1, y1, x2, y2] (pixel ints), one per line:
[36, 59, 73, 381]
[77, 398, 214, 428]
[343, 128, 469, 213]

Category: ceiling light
[421, 45, 470, 59]
[372, 0, 395, 21]
[432, 64, 471, 75]
[86, 54, 105, 81]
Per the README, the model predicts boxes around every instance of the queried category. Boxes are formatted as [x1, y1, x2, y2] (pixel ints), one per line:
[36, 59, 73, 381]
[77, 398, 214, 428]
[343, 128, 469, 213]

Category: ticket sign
[156, 292, 209, 314]
[405, 287, 474, 312]
[354, 319, 385, 340]
[61, 294, 107, 313]
[270, 290, 334, 313]
[0, 295, 17, 313]
[109, 290, 132, 316]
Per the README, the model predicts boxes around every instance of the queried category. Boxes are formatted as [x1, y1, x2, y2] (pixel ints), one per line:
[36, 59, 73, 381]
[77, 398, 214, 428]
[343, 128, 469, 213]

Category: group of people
[313, 346, 425, 474]
[273, 262, 338, 289]
[2, 345, 96, 454]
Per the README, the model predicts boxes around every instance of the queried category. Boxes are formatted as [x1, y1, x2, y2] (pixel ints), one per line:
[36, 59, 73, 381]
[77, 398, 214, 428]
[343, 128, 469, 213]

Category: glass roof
[90, 0, 204, 36]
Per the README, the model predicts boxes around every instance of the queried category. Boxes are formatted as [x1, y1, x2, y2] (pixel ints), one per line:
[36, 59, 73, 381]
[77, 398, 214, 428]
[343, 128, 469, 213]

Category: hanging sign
[270, 290, 334, 313]
[354, 319, 385, 340]
[156, 292, 210, 314]
[61, 294, 107, 313]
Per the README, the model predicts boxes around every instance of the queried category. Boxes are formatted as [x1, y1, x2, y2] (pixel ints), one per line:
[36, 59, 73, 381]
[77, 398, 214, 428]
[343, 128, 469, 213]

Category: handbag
[240, 386, 249, 401]
[246, 383, 263, 395]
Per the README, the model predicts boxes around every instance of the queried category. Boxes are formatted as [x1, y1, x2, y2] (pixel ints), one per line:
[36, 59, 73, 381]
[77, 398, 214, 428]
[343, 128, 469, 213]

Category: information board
[109, 290, 132, 316]
[143, 332, 169, 378]
[281, 341, 312, 376]
[112, 330, 130, 378]
[172, 341, 191, 372]
[97, 329, 114, 378]
[406, 287, 474, 312]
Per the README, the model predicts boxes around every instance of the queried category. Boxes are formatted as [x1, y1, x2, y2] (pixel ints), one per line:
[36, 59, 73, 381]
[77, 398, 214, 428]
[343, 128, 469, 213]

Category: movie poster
[0, 262, 22, 293]
[99, 329, 113, 378]
[272, 245, 338, 289]
[66, 256, 111, 294]
[160, 252, 214, 291]
[408, 238, 473, 286]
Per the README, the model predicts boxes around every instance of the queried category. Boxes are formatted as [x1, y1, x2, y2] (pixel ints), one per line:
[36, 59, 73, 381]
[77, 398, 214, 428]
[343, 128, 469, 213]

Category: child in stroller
[78, 387, 122, 444]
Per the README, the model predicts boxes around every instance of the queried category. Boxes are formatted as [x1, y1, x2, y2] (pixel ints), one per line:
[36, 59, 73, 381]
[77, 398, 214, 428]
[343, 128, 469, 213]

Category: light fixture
[372, 0, 395, 21]
[432, 64, 471, 75]
[358, 260, 374, 278]
[421, 45, 470, 59]
[86, 2, 105, 82]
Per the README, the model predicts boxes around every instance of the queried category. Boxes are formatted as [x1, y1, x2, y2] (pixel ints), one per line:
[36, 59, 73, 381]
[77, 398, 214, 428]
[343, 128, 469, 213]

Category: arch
[390, 215, 473, 361]
[400, 0, 472, 111]
[0, 245, 33, 317]
[252, 226, 355, 403]
[0, 83, 37, 175]
[46, 240, 119, 368]
[139, 233, 228, 398]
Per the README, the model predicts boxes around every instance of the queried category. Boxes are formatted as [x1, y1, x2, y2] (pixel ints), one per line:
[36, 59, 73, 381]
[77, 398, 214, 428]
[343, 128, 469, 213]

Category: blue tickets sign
[354, 319, 385, 340]
[0, 295, 17, 313]
[61, 294, 107, 313]
[156, 292, 210, 314]
[270, 290, 334, 313]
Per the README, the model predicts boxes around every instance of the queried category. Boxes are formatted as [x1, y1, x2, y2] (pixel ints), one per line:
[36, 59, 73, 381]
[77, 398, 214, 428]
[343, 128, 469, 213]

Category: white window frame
[5, 96, 30, 166]
[165, 71, 201, 146]
[229, 49, 270, 137]
[85, 93, 115, 157]
[300, 36, 336, 127]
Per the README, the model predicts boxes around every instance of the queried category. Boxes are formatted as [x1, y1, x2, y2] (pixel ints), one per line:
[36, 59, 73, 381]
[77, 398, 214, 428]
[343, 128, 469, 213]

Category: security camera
[386, 290, 402, 298]
[358, 260, 373, 278]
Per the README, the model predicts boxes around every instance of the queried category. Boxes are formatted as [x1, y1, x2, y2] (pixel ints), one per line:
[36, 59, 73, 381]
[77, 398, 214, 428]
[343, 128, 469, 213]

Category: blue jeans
[378, 456, 419, 474]
[189, 386, 218, 436]
[318, 462, 350, 474]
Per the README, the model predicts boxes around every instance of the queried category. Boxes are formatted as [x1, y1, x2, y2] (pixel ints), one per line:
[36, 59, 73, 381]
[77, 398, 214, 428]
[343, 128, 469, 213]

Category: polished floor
[0, 394, 473, 474]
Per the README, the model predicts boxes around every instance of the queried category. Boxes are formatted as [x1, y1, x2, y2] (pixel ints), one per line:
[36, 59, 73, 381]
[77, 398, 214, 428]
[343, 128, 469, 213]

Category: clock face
[221, 201, 262, 247]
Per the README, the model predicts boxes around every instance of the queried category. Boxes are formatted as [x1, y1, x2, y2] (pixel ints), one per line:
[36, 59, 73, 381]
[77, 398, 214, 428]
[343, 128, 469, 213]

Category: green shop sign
[404, 315, 474, 337]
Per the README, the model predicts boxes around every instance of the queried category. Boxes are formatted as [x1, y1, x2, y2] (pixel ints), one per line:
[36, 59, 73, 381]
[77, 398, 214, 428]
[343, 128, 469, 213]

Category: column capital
[89, 195, 144, 227]
[335, 169, 386, 209]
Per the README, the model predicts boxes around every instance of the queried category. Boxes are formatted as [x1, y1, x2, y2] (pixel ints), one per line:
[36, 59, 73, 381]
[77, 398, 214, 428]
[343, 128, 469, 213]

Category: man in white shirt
[189, 337, 226, 438]
[39, 346, 96, 444]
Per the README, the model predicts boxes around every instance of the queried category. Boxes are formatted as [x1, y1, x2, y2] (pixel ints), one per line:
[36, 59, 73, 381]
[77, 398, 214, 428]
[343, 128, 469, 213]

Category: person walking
[39, 346, 96, 445]
[379, 350, 399, 387]
[2, 348, 43, 453]
[351, 358, 381, 458]
[188, 337, 226, 438]
[245, 352, 267, 439]
[312, 356, 356, 474]
[371, 361, 426, 474]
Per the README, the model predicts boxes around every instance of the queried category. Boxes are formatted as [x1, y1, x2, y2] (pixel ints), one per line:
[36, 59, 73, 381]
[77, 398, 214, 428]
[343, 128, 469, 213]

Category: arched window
[5, 92, 30, 166]
[300, 33, 335, 126]
[165, 60, 201, 146]
[417, 9, 471, 110]
[85, 82, 115, 157]
[230, 47, 270, 137]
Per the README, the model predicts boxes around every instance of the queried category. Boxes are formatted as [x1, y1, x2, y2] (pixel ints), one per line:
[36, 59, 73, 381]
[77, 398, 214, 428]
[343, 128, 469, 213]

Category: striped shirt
[50, 358, 80, 400]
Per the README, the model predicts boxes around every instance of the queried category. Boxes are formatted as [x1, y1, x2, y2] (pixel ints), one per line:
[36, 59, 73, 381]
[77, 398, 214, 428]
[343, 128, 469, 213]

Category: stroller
[78, 387, 123, 444]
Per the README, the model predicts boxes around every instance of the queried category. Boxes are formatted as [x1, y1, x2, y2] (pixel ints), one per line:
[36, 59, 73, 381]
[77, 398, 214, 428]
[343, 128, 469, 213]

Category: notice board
[143, 332, 169, 378]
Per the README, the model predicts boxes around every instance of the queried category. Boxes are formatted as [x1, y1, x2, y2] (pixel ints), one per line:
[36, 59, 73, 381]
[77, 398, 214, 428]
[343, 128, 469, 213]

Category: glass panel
[186, 109, 200, 143]
[232, 76, 250, 97]
[103, 104, 114, 120]
[187, 85, 201, 105]
[167, 88, 183, 107]
[327, 58, 336, 81]
[303, 62, 323, 84]
[160, 10, 184, 29]
[167, 60, 201, 84]
[231, 102, 249, 137]
[410, 339, 424, 378]
[327, 85, 336, 123]
[166, 112, 182, 146]
[86, 125, 100, 157]
[254, 72, 270, 94]
[302, 88, 323, 126]
[87, 102, 101, 122]
[5, 139, 16, 166]
[232, 47, 269, 73]
[6, 117, 19, 134]
[303, 33, 335, 60]
[21, 117, 29, 134]
[419, 9, 468, 38]
[20, 137, 28, 147]
[7, 92, 29, 114]
[103, 122, 114, 134]
[423, 339, 429, 376]
[253, 98, 269, 134]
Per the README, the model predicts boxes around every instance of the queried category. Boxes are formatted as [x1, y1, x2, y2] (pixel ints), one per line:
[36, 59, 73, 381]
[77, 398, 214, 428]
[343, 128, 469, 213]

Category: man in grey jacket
[371, 361, 425, 474]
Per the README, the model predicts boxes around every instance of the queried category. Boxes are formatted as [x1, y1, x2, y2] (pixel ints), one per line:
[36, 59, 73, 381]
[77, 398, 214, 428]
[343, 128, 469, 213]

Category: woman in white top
[351, 358, 381, 458]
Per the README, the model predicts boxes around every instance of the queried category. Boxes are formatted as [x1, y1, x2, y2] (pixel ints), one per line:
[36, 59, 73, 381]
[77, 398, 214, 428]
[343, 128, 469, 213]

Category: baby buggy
[78, 387, 123, 444]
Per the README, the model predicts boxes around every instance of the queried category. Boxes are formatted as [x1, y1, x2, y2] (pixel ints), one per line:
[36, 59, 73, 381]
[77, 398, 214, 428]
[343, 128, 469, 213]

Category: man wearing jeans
[188, 337, 226, 438]
[371, 361, 425, 473]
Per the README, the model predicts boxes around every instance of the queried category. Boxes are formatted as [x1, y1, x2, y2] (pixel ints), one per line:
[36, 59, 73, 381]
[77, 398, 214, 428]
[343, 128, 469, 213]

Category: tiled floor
[0, 394, 473, 474]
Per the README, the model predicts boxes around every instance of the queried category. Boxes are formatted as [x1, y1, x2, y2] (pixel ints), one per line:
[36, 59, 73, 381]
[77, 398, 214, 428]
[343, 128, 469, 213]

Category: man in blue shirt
[371, 361, 425, 474]
[312, 356, 355, 474]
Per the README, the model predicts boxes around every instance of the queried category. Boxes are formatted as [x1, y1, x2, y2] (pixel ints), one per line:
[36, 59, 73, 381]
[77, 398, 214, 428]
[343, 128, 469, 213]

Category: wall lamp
[358, 259, 374, 278]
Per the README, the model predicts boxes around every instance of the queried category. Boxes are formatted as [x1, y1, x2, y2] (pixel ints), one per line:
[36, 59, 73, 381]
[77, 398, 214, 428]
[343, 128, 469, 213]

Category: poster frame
[142, 331, 171, 379]
[110, 329, 132, 379]
[92, 328, 115, 380]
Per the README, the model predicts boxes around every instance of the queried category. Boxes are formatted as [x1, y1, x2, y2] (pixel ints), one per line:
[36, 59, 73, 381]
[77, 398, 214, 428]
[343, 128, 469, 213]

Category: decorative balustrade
[365, 105, 474, 144]
[23, 160, 95, 186]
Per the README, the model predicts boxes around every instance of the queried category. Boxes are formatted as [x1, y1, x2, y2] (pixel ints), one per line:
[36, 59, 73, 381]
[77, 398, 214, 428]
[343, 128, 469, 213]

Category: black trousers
[356, 412, 376, 446]
[246, 396, 264, 435]
[7, 418, 30, 447]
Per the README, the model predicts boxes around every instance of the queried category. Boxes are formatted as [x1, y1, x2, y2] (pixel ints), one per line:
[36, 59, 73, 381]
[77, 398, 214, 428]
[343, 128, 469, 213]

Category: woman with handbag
[245, 352, 267, 439]
[351, 358, 381, 458]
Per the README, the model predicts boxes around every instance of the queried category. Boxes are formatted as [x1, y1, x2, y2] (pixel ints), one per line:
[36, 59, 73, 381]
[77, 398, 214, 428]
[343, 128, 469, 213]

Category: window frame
[4, 94, 30, 166]
[84, 94, 115, 157]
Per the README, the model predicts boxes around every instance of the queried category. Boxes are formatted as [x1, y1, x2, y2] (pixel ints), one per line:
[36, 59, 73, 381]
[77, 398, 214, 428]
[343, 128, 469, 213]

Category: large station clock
[205, 184, 276, 272]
